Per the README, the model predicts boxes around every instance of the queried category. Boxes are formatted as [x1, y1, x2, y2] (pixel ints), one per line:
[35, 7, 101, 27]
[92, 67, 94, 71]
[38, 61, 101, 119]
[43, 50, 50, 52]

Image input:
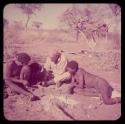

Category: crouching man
[66, 60, 121, 105]
[3, 53, 40, 101]
[44, 49, 71, 87]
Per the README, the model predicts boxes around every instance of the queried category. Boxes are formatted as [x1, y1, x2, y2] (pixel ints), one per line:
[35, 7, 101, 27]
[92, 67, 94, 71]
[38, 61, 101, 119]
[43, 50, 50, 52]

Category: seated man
[44, 49, 71, 87]
[66, 60, 121, 105]
[3, 53, 40, 101]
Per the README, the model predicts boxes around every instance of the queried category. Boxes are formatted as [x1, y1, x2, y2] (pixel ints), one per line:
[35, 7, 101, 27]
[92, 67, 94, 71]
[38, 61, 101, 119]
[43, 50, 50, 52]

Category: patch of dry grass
[4, 27, 121, 72]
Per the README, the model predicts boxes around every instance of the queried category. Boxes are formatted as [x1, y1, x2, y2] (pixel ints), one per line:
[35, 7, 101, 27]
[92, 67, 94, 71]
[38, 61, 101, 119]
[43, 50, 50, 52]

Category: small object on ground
[31, 95, 40, 101]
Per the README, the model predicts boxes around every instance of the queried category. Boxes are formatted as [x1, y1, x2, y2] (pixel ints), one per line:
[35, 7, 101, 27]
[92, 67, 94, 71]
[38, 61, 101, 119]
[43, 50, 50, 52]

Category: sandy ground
[4, 83, 121, 120]
[3, 28, 121, 120]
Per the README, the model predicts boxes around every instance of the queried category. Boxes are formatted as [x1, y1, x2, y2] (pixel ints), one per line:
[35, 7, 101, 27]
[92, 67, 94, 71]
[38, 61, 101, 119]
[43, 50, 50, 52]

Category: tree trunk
[25, 14, 30, 30]
[76, 30, 79, 41]
[79, 30, 89, 43]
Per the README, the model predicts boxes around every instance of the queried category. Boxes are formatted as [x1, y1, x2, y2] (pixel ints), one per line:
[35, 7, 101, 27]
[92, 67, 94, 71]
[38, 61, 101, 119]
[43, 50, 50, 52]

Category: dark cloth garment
[28, 71, 45, 86]
[28, 63, 46, 86]
[29, 62, 42, 73]
[10, 61, 23, 77]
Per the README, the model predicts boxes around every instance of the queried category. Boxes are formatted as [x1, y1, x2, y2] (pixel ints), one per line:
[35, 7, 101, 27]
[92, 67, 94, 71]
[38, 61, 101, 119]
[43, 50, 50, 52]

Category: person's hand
[22, 80, 28, 86]
[56, 81, 62, 88]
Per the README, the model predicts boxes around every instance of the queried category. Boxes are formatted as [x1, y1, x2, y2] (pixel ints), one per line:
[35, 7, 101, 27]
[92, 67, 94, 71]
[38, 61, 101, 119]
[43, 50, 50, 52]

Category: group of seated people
[3, 49, 121, 104]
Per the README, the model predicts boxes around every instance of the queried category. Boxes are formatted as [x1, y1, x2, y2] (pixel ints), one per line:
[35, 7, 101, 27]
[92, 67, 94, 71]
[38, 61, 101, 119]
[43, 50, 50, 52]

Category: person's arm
[20, 65, 30, 80]
[74, 69, 85, 89]
[71, 75, 75, 83]
[44, 57, 51, 71]
[56, 55, 67, 75]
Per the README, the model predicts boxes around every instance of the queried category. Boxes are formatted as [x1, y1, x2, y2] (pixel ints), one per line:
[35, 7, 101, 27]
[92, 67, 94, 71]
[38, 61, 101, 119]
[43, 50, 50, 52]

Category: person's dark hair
[16, 53, 31, 64]
[29, 62, 42, 72]
[67, 61, 78, 70]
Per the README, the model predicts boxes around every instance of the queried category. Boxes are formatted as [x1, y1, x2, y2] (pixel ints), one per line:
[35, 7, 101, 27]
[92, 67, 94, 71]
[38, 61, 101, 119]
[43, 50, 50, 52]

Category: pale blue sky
[4, 4, 119, 30]
[4, 4, 74, 29]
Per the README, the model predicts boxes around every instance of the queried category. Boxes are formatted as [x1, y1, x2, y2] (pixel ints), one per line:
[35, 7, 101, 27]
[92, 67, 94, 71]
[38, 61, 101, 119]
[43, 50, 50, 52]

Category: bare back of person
[73, 68, 120, 105]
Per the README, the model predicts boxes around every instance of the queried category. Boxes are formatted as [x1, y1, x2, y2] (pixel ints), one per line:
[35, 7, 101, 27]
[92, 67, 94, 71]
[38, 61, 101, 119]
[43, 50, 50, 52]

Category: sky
[4, 3, 120, 31]
[4, 4, 74, 29]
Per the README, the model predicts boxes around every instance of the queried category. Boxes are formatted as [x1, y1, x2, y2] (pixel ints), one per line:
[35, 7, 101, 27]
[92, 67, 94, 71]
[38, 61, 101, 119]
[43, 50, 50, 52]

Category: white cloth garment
[44, 54, 71, 82]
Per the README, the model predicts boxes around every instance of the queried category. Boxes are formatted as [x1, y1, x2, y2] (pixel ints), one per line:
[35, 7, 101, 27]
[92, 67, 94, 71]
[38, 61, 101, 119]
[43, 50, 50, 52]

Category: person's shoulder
[76, 68, 84, 75]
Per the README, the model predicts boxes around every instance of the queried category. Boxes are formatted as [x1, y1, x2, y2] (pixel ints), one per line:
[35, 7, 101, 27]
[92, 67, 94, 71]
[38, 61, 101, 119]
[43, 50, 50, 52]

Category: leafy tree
[16, 4, 43, 29]
[59, 7, 83, 41]
[109, 4, 121, 16]
[59, 4, 111, 49]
